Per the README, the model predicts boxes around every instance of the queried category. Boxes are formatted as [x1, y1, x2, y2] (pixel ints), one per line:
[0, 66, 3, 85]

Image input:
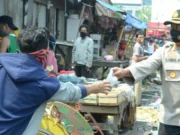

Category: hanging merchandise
[118, 40, 127, 59]
[98, 16, 118, 29]
[84, 6, 93, 23]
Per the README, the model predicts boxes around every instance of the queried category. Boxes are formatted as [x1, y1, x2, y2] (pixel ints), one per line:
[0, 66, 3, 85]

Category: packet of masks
[106, 68, 118, 87]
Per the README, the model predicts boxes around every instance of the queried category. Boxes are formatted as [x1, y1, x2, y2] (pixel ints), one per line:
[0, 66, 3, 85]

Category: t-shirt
[132, 42, 144, 64]
[7, 34, 20, 53]
[147, 43, 155, 54]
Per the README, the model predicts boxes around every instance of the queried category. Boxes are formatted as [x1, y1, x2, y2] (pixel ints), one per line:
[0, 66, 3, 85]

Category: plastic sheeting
[125, 13, 148, 29]
[96, 0, 126, 20]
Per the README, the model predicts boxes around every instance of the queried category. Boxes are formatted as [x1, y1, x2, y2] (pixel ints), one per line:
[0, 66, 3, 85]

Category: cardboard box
[79, 94, 98, 105]
[98, 90, 126, 106]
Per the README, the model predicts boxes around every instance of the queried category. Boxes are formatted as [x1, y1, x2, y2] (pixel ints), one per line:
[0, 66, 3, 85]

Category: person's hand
[144, 56, 149, 60]
[88, 81, 111, 95]
[112, 67, 125, 79]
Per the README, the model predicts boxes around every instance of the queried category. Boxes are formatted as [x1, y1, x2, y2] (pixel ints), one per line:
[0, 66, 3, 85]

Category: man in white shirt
[72, 24, 94, 77]
[132, 32, 148, 106]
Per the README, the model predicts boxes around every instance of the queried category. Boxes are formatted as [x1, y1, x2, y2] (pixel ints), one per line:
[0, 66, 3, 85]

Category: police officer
[112, 9, 180, 135]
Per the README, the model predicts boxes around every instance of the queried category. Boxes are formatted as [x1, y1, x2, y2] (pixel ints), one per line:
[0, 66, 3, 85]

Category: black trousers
[158, 123, 180, 135]
[75, 65, 89, 78]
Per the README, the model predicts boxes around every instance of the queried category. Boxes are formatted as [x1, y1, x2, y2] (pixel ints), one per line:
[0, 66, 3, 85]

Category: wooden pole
[76, 4, 86, 39]
[115, 25, 124, 60]
[27, 0, 34, 26]
[118, 25, 124, 43]
[124, 29, 137, 58]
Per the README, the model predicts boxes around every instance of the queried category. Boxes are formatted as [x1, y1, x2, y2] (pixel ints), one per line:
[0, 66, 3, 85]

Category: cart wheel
[37, 129, 54, 135]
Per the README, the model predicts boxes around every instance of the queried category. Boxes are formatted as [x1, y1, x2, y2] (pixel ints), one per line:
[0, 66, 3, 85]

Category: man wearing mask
[132, 32, 148, 106]
[72, 24, 94, 77]
[0, 15, 19, 53]
[112, 9, 180, 134]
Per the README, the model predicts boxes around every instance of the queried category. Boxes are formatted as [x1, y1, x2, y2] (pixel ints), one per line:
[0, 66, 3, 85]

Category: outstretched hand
[90, 81, 112, 95]
[112, 67, 132, 79]
[112, 67, 125, 79]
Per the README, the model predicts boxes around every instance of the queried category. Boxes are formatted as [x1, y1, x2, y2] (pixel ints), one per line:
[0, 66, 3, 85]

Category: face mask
[0, 25, 6, 37]
[170, 29, 180, 43]
[80, 32, 86, 38]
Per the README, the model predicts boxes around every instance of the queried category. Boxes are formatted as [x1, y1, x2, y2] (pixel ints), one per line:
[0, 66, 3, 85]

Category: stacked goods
[98, 89, 126, 106]
[79, 94, 98, 105]
[136, 107, 160, 127]
[79, 86, 128, 106]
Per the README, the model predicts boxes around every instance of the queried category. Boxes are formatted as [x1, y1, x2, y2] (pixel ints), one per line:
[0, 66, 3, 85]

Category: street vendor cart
[38, 84, 135, 135]
[73, 85, 135, 135]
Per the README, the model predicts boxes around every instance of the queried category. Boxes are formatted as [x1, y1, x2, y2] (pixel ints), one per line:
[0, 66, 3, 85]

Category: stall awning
[125, 13, 148, 29]
[95, 0, 126, 20]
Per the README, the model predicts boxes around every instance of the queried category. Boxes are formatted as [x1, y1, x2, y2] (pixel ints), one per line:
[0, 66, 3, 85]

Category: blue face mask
[170, 29, 180, 43]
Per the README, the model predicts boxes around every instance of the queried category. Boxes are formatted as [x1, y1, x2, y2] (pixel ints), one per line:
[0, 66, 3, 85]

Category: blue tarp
[96, 0, 126, 14]
[125, 13, 148, 29]
[96, 0, 147, 29]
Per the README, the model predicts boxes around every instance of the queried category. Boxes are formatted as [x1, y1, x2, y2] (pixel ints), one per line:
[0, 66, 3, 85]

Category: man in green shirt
[0, 15, 19, 53]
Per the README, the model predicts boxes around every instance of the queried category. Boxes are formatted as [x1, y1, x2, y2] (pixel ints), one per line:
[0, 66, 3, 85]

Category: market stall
[89, 0, 148, 78]
[38, 79, 135, 135]
[122, 13, 148, 59]
[72, 84, 135, 135]
[46, 1, 147, 134]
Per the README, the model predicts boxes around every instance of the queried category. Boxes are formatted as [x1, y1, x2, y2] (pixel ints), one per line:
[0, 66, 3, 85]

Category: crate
[79, 94, 98, 105]
[98, 90, 126, 106]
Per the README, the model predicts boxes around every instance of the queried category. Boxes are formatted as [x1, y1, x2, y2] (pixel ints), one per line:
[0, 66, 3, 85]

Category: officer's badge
[169, 71, 176, 78]
[173, 11, 179, 18]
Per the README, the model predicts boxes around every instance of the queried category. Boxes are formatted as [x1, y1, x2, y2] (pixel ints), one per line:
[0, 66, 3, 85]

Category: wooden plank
[34, 0, 48, 5]
[15, 0, 24, 29]
[4, 0, 9, 15]
[56, 10, 65, 40]
[27, 0, 34, 26]
[69, 104, 119, 114]
[92, 60, 129, 67]
[0, 0, 4, 15]
[114, 114, 120, 135]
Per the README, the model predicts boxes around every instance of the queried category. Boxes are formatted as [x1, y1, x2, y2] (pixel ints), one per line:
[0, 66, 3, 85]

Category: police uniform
[123, 9, 180, 134]
[127, 42, 180, 129]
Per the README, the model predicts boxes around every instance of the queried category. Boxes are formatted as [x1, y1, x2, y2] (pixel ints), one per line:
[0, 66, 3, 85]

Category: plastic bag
[106, 68, 118, 86]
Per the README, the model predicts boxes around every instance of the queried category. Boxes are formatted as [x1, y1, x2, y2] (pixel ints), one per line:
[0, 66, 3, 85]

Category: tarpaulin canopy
[95, 0, 126, 20]
[125, 13, 148, 29]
